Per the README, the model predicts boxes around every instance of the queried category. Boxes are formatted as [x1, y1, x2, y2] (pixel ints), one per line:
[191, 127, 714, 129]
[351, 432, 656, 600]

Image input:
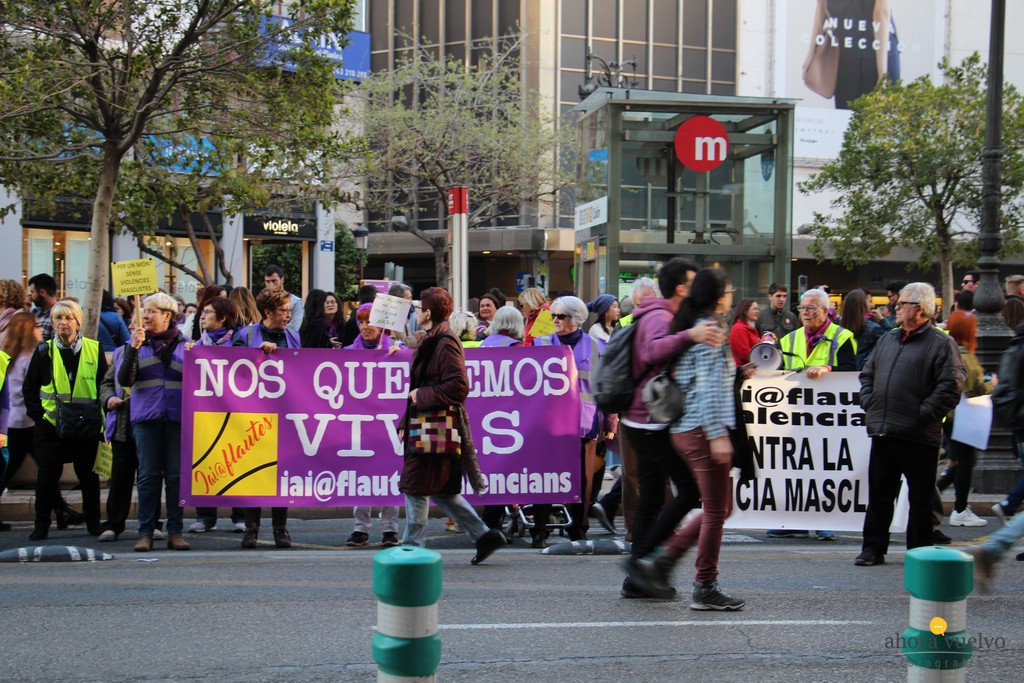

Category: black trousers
[861, 436, 939, 555]
[33, 420, 100, 529]
[624, 425, 700, 559]
[244, 507, 288, 528]
[1, 427, 34, 491]
[103, 437, 138, 534]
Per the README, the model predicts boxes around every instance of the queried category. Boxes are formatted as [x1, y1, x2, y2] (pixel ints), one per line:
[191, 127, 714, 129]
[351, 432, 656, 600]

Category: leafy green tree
[250, 241, 303, 296]
[799, 54, 1024, 308]
[348, 33, 573, 285]
[0, 0, 355, 332]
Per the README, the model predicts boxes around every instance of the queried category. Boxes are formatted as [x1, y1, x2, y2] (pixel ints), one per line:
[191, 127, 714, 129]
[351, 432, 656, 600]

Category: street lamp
[975, 0, 1010, 368]
[578, 46, 638, 100]
[352, 223, 369, 282]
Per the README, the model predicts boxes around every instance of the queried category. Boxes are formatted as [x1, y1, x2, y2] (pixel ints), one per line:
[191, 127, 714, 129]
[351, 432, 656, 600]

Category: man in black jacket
[855, 283, 965, 566]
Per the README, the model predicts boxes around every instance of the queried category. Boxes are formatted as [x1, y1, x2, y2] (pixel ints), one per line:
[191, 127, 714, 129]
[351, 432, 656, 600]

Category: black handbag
[55, 399, 103, 441]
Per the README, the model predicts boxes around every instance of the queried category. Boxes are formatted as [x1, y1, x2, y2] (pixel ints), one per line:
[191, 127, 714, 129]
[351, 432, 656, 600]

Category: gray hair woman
[480, 306, 525, 347]
[22, 299, 108, 541]
[530, 295, 611, 544]
[119, 292, 191, 552]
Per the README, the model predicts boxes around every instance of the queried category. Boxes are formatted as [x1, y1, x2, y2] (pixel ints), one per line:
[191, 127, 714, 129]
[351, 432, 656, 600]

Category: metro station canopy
[571, 88, 797, 301]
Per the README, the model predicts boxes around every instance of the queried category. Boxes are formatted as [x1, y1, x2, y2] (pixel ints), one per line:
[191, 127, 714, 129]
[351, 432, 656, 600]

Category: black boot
[55, 502, 85, 529]
[29, 523, 49, 542]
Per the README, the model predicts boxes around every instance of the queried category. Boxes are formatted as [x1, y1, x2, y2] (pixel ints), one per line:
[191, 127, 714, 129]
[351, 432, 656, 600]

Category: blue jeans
[402, 494, 488, 547]
[982, 508, 1024, 561]
[134, 420, 184, 535]
[998, 431, 1024, 514]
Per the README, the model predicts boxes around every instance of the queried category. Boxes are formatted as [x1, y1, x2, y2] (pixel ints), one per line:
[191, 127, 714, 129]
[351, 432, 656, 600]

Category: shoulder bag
[641, 362, 687, 425]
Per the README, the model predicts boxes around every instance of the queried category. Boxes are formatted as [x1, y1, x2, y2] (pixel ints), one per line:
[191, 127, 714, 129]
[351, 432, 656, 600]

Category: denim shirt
[670, 316, 736, 439]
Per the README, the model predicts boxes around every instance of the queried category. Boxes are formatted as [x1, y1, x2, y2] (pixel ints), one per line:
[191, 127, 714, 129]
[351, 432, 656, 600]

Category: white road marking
[439, 619, 874, 630]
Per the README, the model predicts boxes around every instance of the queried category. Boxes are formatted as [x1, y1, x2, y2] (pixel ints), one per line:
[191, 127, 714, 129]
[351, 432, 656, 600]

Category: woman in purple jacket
[119, 293, 189, 552]
[232, 289, 300, 549]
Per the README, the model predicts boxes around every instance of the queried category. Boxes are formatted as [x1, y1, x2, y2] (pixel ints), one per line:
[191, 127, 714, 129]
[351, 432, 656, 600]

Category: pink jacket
[623, 298, 697, 425]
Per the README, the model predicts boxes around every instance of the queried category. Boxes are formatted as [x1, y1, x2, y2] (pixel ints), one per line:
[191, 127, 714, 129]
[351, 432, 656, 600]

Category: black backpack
[992, 334, 1024, 430]
[592, 324, 637, 413]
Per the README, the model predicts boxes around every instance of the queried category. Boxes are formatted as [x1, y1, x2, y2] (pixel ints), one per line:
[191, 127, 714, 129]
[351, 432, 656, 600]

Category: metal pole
[973, 0, 1015, 494]
[975, 0, 1009, 364]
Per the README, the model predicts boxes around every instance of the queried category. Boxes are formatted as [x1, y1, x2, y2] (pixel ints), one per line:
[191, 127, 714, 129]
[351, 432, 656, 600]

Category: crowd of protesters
[2, 264, 1023, 596]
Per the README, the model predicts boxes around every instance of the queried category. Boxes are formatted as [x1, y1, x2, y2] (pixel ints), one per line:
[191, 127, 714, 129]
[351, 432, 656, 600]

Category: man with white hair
[618, 277, 659, 328]
[855, 283, 964, 566]
[778, 288, 855, 377]
[769, 288, 856, 541]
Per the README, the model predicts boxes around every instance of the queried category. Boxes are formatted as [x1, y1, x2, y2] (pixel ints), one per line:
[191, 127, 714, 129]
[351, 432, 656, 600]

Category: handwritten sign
[726, 372, 908, 532]
[368, 294, 412, 333]
[111, 258, 159, 297]
[530, 309, 555, 338]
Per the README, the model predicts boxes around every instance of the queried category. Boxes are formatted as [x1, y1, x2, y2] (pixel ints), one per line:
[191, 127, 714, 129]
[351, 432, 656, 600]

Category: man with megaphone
[766, 287, 857, 542]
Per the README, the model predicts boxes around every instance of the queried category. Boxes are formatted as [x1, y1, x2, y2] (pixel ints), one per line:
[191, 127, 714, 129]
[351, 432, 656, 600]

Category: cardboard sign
[368, 293, 412, 333]
[111, 259, 159, 297]
[951, 394, 993, 450]
[530, 309, 555, 338]
[727, 372, 908, 532]
[93, 441, 113, 478]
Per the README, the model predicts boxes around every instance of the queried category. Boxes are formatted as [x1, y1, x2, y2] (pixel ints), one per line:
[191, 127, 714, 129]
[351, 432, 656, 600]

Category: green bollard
[372, 545, 443, 682]
[902, 546, 974, 682]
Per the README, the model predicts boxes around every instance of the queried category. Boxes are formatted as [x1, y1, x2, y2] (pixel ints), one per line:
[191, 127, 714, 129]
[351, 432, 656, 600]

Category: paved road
[0, 516, 1020, 682]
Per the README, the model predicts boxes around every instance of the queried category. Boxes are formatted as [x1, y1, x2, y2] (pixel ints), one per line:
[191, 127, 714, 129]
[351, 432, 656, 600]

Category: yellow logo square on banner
[191, 412, 279, 497]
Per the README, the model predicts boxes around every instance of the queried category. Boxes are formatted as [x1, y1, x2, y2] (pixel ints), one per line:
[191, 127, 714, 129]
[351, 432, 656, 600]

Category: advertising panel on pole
[574, 196, 608, 231]
[726, 371, 908, 532]
[181, 346, 582, 508]
[774, 0, 943, 159]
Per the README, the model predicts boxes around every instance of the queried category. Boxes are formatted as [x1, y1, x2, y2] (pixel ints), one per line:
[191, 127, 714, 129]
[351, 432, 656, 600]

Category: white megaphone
[748, 332, 782, 370]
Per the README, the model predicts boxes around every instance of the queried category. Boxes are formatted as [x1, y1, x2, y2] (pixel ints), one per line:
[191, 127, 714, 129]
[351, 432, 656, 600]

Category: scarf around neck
[54, 333, 83, 354]
[147, 323, 180, 364]
[202, 326, 234, 346]
[557, 328, 585, 348]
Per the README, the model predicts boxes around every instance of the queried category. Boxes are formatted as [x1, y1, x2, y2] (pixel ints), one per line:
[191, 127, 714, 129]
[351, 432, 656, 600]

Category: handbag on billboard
[803, 13, 839, 98]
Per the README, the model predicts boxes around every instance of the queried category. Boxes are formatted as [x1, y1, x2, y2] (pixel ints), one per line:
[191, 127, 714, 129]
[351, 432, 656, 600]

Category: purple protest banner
[180, 345, 582, 507]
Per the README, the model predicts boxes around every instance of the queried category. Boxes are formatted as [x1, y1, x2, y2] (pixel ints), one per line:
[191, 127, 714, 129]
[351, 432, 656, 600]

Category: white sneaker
[187, 521, 216, 533]
[233, 522, 246, 533]
[152, 528, 167, 540]
[98, 530, 117, 542]
[950, 508, 987, 527]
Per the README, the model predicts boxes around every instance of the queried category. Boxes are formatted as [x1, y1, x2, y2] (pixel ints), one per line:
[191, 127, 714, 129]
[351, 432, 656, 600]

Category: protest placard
[368, 294, 412, 333]
[110, 258, 159, 297]
[726, 371, 908, 532]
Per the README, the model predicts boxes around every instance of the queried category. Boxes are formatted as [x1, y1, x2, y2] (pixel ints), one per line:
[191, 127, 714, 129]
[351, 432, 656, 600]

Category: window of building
[446, 0, 467, 41]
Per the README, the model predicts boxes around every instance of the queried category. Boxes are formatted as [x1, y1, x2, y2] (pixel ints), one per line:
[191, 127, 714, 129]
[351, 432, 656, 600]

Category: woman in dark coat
[400, 287, 505, 564]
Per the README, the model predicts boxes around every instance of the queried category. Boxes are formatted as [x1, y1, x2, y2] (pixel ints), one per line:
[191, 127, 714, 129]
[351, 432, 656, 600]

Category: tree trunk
[180, 208, 213, 285]
[84, 147, 122, 336]
[434, 244, 447, 287]
[939, 252, 954, 322]
[204, 213, 233, 286]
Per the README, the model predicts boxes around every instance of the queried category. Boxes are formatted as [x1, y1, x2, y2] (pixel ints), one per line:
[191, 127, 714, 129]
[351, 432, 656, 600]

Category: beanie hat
[587, 293, 617, 318]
